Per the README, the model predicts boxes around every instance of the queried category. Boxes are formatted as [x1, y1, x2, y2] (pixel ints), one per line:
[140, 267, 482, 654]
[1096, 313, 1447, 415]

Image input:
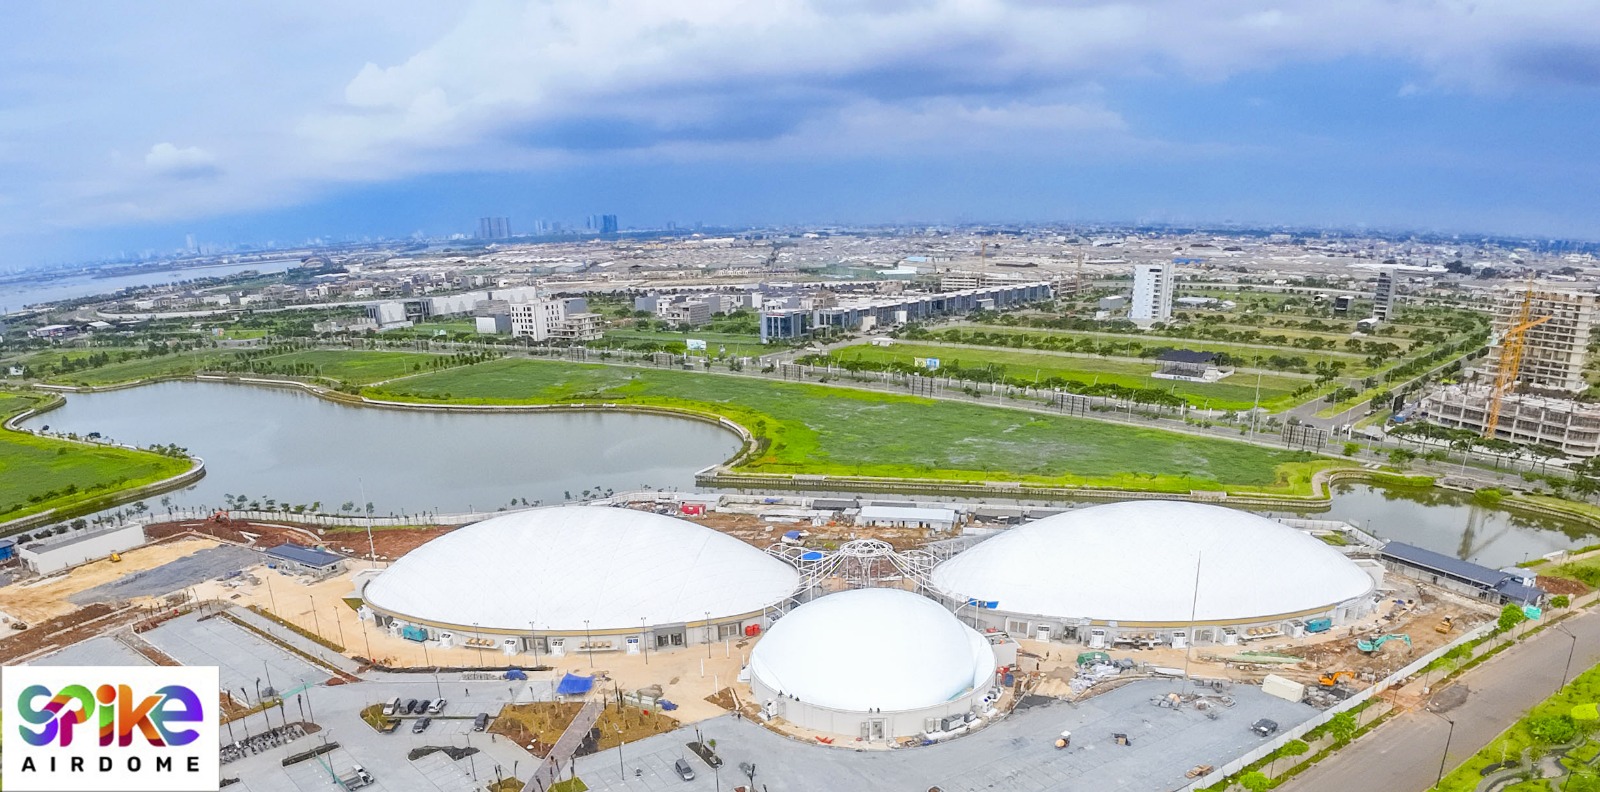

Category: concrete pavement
[1284, 608, 1600, 792]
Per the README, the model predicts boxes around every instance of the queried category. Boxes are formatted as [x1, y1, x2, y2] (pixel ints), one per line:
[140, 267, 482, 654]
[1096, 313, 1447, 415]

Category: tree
[1238, 770, 1272, 791]
[1553, 595, 1571, 609]
[1530, 714, 1579, 745]
[1498, 603, 1528, 634]
[1328, 711, 1358, 745]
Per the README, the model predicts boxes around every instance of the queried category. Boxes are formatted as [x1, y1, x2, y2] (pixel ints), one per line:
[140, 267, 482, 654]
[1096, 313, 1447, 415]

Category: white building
[749, 588, 998, 741]
[361, 506, 801, 656]
[1422, 384, 1600, 457]
[509, 300, 568, 341]
[931, 501, 1378, 647]
[19, 524, 147, 575]
[1130, 262, 1174, 322]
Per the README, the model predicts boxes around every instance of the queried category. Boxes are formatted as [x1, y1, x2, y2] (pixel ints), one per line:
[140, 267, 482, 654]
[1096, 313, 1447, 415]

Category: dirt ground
[0, 603, 134, 663]
[682, 511, 928, 551]
[0, 536, 222, 624]
[1271, 590, 1491, 685]
[1539, 575, 1590, 598]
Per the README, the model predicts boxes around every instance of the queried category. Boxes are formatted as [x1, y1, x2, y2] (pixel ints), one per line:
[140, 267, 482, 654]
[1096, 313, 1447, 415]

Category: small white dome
[931, 501, 1374, 623]
[750, 588, 995, 712]
[364, 506, 800, 631]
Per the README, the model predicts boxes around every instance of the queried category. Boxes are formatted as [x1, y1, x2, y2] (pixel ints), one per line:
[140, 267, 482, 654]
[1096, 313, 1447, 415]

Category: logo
[2, 665, 219, 792]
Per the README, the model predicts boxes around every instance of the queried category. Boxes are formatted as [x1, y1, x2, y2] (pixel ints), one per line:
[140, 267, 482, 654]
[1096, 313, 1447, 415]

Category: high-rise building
[1130, 261, 1174, 322]
[1373, 271, 1396, 321]
[600, 214, 619, 235]
[184, 233, 198, 254]
[1484, 285, 1600, 394]
[477, 217, 512, 240]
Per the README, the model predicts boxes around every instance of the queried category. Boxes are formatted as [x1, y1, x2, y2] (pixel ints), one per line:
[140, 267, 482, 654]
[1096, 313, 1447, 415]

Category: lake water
[20, 381, 1596, 566]
[0, 259, 299, 310]
[21, 381, 741, 518]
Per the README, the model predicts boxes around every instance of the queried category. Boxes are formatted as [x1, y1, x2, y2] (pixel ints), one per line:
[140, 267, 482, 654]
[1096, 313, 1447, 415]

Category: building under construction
[1420, 284, 1600, 454]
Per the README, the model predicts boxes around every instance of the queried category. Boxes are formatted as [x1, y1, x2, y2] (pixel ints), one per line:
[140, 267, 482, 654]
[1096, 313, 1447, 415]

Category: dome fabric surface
[750, 588, 996, 712]
[931, 501, 1374, 623]
[364, 506, 800, 631]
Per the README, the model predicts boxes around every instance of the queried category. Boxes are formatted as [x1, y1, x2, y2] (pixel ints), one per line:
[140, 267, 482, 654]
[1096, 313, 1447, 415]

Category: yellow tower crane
[1484, 283, 1552, 439]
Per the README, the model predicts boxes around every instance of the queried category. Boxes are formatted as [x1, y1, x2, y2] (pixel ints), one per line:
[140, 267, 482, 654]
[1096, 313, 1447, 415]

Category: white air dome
[931, 501, 1375, 623]
[363, 506, 800, 631]
[750, 588, 995, 712]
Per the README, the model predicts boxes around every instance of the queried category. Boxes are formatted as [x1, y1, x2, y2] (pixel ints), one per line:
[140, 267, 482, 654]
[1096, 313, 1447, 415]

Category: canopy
[556, 673, 594, 696]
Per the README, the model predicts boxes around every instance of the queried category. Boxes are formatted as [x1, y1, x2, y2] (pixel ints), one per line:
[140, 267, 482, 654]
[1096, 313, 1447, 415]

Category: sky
[1, 0, 1598, 268]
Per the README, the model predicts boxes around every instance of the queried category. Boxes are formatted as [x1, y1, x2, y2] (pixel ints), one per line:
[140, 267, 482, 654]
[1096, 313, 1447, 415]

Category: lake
[21, 381, 742, 518]
[0, 259, 299, 311]
[20, 380, 1596, 566]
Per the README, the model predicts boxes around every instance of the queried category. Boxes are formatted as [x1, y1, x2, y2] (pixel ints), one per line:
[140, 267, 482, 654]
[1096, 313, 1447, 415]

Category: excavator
[1318, 670, 1355, 688]
[1357, 634, 1412, 654]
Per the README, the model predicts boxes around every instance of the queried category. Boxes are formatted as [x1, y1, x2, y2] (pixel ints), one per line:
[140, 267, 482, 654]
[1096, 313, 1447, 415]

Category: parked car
[412, 717, 432, 734]
[1251, 719, 1279, 737]
[673, 759, 695, 781]
[403, 699, 420, 715]
[473, 713, 490, 732]
[381, 698, 400, 717]
[417, 699, 432, 715]
[352, 765, 374, 784]
[428, 699, 447, 715]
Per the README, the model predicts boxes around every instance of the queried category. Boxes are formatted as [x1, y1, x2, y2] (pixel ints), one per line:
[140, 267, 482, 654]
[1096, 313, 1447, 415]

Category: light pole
[706, 611, 713, 659]
[1432, 712, 1456, 787]
[584, 619, 594, 669]
[528, 621, 542, 669]
[359, 477, 376, 568]
[642, 617, 649, 665]
[474, 622, 485, 666]
[1557, 624, 1579, 691]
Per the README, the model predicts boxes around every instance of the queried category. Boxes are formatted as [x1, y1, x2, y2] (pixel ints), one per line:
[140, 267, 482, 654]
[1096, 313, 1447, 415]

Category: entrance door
[860, 719, 886, 741]
[1035, 626, 1052, 642]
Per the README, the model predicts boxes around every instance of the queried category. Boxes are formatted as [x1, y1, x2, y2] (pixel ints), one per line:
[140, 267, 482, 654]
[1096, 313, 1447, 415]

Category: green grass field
[951, 324, 1371, 364]
[827, 342, 1302, 410]
[253, 350, 440, 384]
[0, 391, 192, 525]
[364, 358, 1328, 492]
[601, 329, 769, 357]
[40, 349, 244, 386]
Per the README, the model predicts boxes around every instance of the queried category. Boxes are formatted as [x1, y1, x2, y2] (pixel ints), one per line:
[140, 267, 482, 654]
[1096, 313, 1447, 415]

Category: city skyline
[1, 1, 1597, 267]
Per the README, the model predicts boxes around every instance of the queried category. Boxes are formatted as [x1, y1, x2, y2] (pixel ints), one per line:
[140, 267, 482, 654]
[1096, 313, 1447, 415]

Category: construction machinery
[1357, 634, 1412, 654]
[1485, 282, 1554, 439]
[210, 509, 232, 525]
[109, 552, 122, 563]
[1435, 616, 1455, 634]
[1318, 671, 1355, 688]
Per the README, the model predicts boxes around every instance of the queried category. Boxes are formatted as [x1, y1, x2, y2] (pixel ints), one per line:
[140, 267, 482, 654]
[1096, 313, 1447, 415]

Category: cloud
[143, 143, 219, 179]
[2, 0, 1599, 251]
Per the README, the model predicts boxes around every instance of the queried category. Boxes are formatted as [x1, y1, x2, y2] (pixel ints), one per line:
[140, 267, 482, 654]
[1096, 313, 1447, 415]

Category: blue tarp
[556, 673, 594, 696]
[783, 530, 802, 540]
[799, 551, 824, 561]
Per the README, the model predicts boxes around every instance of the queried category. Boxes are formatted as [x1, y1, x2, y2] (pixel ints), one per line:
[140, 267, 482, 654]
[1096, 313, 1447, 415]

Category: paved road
[1285, 609, 1600, 792]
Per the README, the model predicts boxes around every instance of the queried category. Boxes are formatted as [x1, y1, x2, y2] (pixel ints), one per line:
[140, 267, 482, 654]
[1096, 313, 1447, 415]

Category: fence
[1177, 620, 1497, 791]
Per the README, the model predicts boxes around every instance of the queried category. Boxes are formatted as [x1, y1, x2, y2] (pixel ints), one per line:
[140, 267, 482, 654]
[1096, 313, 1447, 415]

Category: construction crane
[1484, 282, 1553, 439]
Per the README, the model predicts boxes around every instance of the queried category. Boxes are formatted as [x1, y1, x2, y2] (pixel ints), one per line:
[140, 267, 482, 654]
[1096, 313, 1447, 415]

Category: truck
[1304, 618, 1333, 634]
[337, 765, 374, 789]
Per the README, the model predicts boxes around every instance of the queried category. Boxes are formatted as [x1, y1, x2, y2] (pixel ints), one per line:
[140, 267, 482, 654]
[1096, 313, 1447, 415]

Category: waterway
[0, 259, 299, 310]
[19, 381, 1597, 566]
[20, 381, 741, 519]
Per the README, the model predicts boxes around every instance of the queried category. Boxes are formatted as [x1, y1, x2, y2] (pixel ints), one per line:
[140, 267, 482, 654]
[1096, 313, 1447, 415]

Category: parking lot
[574, 679, 1319, 792]
[68, 544, 259, 605]
[144, 612, 327, 697]
[32, 634, 153, 667]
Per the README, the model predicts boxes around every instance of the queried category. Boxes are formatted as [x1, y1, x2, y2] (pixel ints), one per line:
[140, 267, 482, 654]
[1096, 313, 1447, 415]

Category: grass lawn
[42, 349, 244, 386]
[0, 391, 192, 525]
[602, 329, 769, 356]
[365, 358, 1331, 492]
[253, 350, 440, 384]
[827, 342, 1302, 410]
[953, 324, 1372, 365]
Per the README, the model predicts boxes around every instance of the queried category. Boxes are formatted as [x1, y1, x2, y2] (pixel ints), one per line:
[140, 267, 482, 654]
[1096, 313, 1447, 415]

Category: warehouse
[750, 588, 999, 742]
[930, 501, 1379, 648]
[361, 506, 803, 658]
[17, 524, 147, 574]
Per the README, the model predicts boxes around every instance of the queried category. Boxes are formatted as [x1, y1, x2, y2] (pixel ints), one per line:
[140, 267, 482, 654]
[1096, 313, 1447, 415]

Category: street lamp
[584, 619, 594, 669]
[1557, 623, 1579, 691]
[706, 611, 713, 659]
[642, 617, 649, 665]
[1431, 711, 1457, 786]
[474, 622, 485, 667]
[528, 621, 542, 669]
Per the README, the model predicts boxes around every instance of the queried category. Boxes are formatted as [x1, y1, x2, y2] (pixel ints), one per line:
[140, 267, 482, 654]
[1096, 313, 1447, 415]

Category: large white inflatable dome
[931, 501, 1375, 623]
[750, 588, 996, 712]
[363, 506, 800, 631]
